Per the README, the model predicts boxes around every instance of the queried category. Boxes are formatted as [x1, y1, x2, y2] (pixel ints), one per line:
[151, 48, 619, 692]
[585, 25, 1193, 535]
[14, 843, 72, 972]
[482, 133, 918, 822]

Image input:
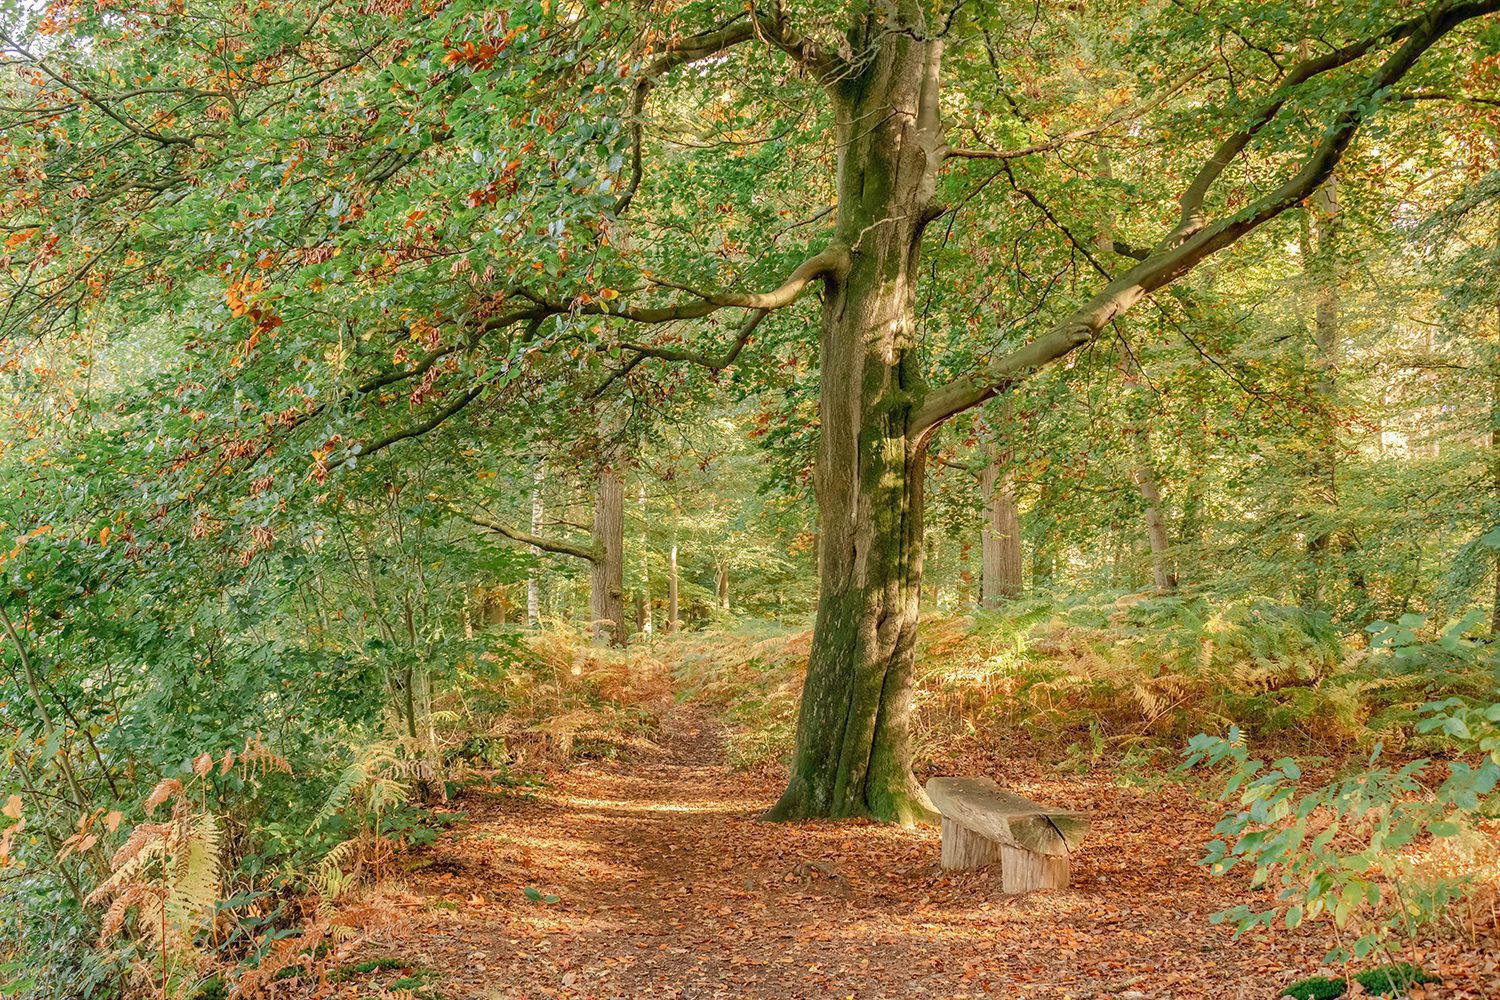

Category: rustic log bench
[925, 776, 1089, 893]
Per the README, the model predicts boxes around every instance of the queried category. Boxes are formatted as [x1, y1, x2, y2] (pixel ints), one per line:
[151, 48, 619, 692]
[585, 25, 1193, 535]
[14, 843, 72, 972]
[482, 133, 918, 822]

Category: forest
[1, 0, 1499, 997]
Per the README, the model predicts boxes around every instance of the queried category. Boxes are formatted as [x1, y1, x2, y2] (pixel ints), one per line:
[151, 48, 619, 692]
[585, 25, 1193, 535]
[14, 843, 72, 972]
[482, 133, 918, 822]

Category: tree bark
[1492, 302, 1500, 636]
[667, 540, 679, 633]
[979, 442, 1023, 606]
[1304, 175, 1341, 603]
[767, 22, 943, 825]
[1120, 348, 1176, 592]
[714, 561, 729, 611]
[637, 484, 653, 636]
[760, 0, 1484, 823]
[527, 460, 544, 628]
[590, 465, 626, 646]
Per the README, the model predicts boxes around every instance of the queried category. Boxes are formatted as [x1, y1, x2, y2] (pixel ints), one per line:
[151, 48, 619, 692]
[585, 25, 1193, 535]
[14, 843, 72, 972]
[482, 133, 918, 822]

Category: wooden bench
[925, 776, 1089, 893]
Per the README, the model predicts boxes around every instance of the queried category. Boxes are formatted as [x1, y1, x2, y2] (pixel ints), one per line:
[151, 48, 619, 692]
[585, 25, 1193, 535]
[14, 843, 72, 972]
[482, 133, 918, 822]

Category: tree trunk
[1120, 348, 1176, 592]
[637, 485, 653, 636]
[590, 465, 626, 646]
[1029, 479, 1059, 588]
[1135, 463, 1174, 593]
[767, 24, 943, 824]
[1304, 175, 1341, 603]
[1492, 302, 1500, 636]
[979, 444, 1023, 606]
[714, 561, 729, 611]
[667, 518, 680, 634]
[527, 460, 544, 628]
[957, 541, 973, 608]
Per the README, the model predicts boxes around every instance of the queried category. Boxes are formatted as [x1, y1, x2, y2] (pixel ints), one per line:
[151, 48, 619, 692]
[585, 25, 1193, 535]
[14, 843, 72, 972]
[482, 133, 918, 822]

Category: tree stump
[926, 776, 1089, 893]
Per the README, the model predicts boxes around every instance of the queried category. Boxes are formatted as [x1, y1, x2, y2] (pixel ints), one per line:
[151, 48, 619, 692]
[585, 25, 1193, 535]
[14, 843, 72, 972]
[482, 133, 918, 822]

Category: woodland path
[352, 705, 1478, 999]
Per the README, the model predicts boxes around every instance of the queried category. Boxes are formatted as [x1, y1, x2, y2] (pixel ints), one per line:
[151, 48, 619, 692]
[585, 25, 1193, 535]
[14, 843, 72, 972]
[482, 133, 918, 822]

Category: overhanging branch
[913, 0, 1500, 435]
[458, 508, 600, 563]
[516, 245, 845, 325]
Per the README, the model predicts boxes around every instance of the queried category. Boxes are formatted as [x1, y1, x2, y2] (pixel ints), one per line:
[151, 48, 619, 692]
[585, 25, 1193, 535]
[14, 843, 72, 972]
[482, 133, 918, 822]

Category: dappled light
[3, 0, 1500, 997]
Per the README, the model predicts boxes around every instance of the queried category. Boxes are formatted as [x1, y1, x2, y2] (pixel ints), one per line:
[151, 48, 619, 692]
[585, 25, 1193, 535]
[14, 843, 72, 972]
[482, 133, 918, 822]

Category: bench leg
[1000, 845, 1070, 893]
[940, 817, 1002, 870]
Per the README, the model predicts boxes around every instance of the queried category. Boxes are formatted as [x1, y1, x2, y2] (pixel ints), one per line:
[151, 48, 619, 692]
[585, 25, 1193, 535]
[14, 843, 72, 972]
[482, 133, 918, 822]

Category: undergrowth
[664, 595, 1499, 774]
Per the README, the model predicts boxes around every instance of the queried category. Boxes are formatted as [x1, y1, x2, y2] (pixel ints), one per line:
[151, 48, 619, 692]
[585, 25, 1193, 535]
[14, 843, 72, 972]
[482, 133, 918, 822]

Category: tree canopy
[2, 1, 1499, 996]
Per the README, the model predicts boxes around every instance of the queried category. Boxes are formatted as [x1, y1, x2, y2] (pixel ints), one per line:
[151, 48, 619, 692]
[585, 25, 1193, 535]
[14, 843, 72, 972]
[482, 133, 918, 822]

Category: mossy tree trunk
[766, 23, 943, 825]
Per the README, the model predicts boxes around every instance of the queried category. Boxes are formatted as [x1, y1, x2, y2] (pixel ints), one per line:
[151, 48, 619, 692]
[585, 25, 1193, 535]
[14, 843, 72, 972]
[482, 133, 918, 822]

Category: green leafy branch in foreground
[1185, 680, 1500, 963]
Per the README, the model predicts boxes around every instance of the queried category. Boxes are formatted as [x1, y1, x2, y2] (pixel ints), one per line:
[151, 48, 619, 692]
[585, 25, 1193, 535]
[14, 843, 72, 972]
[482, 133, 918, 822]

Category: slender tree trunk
[1492, 302, 1500, 636]
[1120, 349, 1176, 592]
[1304, 175, 1341, 603]
[527, 460, 544, 628]
[636, 485, 653, 636]
[590, 465, 626, 646]
[1135, 464, 1174, 593]
[768, 24, 943, 824]
[979, 443, 1023, 606]
[956, 540, 973, 608]
[1029, 478, 1059, 589]
[667, 533, 680, 633]
[714, 561, 729, 611]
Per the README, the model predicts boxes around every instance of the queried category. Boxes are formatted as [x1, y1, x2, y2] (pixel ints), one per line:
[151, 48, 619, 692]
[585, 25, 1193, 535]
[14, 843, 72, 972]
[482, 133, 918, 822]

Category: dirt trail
[360, 706, 1479, 999]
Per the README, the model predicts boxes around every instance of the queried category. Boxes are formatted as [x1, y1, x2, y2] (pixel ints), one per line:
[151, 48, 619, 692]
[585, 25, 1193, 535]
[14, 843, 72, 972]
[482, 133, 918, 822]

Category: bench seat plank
[925, 776, 1089, 858]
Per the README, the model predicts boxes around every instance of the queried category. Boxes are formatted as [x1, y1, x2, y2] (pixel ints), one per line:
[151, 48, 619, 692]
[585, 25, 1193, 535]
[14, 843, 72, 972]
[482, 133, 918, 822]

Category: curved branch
[750, 3, 845, 83]
[459, 509, 599, 563]
[1164, 4, 1481, 243]
[355, 381, 489, 459]
[614, 6, 845, 214]
[517, 245, 846, 325]
[618, 307, 768, 371]
[615, 18, 760, 215]
[914, 0, 1500, 435]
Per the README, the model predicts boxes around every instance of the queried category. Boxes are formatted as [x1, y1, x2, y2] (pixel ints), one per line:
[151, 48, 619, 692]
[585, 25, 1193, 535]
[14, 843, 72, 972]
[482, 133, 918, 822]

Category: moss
[1281, 963, 1439, 1000]
[189, 977, 228, 1000]
[1354, 962, 1439, 996]
[329, 956, 406, 981]
[1281, 975, 1347, 1000]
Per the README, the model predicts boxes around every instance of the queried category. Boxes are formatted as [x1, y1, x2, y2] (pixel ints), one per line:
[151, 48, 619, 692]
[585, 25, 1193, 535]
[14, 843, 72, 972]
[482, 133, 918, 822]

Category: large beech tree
[2, 0, 1498, 823]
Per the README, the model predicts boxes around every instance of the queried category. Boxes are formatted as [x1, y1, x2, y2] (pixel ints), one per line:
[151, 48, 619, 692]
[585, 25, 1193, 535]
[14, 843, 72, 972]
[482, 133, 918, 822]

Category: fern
[89, 804, 223, 994]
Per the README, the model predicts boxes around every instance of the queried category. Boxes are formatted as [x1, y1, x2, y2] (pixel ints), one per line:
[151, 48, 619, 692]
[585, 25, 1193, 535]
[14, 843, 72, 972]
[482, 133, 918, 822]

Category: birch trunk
[527, 460, 544, 628]
[1305, 175, 1341, 602]
[668, 533, 680, 634]
[637, 484, 653, 636]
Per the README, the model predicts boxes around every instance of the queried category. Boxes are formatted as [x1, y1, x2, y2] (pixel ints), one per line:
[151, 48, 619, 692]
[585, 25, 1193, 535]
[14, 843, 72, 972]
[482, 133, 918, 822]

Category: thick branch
[615, 18, 760, 215]
[615, 6, 845, 214]
[517, 245, 845, 325]
[460, 509, 600, 563]
[1167, 6, 1471, 241]
[915, 0, 1500, 434]
[750, 3, 845, 83]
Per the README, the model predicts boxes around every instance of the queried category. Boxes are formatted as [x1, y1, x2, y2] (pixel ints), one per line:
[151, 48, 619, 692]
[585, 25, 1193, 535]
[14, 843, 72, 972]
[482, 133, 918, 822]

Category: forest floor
[339, 703, 1500, 1000]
